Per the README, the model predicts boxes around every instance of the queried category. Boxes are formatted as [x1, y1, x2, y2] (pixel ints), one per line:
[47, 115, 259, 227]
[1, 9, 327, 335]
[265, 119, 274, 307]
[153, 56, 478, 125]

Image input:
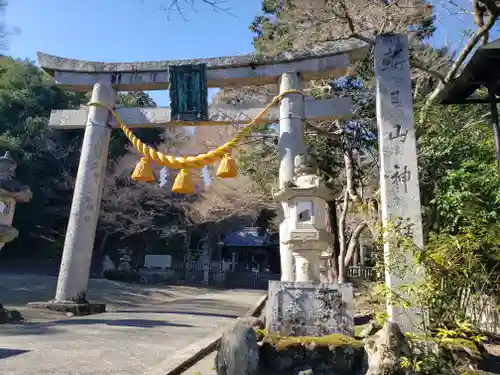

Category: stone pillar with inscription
[0, 152, 32, 251]
[268, 154, 355, 337]
[374, 34, 425, 333]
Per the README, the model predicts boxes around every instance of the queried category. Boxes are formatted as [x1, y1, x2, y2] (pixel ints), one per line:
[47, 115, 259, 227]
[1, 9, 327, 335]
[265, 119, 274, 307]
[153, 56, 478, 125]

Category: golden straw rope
[88, 89, 303, 169]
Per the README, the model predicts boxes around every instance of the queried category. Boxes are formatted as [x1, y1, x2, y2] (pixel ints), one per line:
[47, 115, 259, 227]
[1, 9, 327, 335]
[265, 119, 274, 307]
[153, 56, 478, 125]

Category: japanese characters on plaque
[266, 281, 354, 337]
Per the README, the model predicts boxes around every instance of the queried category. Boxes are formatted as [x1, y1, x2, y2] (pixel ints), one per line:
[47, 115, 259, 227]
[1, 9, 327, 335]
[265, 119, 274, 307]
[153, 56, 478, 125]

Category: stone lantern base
[266, 281, 354, 337]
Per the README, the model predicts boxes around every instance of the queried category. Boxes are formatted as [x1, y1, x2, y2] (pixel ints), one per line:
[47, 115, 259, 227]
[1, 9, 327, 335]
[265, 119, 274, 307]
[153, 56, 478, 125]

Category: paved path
[0, 274, 264, 375]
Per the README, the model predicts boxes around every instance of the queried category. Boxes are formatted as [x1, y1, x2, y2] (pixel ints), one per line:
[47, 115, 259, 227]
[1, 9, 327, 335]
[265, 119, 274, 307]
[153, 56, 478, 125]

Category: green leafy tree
[0, 58, 165, 259]
[0, 58, 85, 258]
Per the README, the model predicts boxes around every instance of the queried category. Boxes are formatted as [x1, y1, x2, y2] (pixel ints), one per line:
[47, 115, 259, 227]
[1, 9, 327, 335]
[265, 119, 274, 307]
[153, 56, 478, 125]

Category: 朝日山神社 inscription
[388, 124, 408, 142]
[375, 34, 425, 333]
[267, 281, 354, 337]
[389, 164, 412, 193]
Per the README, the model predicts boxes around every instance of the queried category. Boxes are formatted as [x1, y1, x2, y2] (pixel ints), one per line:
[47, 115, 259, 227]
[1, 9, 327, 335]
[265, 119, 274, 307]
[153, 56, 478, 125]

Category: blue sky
[5, 0, 497, 105]
[4, 1, 485, 133]
[6, 0, 489, 78]
[6, 0, 262, 106]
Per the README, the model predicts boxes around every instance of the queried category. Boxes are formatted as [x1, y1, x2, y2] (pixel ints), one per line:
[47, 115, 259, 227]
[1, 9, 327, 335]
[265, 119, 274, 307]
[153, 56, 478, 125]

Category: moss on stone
[262, 333, 363, 351]
[255, 328, 268, 337]
[406, 333, 480, 354]
[354, 324, 370, 337]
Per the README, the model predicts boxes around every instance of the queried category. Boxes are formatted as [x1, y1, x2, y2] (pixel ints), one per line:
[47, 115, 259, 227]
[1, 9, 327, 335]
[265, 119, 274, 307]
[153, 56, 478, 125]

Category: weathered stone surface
[267, 281, 354, 337]
[0, 306, 24, 324]
[357, 321, 382, 339]
[0, 151, 32, 203]
[374, 34, 426, 333]
[215, 316, 264, 375]
[364, 322, 411, 375]
[259, 333, 365, 375]
[0, 224, 18, 243]
[0, 180, 32, 202]
[38, 40, 370, 91]
[38, 39, 367, 73]
[257, 322, 488, 375]
[54, 83, 115, 304]
[48, 97, 353, 130]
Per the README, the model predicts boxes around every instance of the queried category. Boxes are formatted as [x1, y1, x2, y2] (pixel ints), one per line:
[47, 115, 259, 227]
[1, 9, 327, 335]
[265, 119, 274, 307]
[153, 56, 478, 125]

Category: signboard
[169, 64, 208, 121]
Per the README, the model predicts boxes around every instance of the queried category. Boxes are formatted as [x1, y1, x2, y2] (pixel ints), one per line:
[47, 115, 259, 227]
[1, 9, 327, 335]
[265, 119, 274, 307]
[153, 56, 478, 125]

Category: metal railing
[348, 266, 373, 279]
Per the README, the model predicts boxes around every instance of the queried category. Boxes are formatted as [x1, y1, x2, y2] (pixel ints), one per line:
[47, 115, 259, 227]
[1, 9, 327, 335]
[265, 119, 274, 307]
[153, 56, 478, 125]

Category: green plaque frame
[169, 64, 208, 121]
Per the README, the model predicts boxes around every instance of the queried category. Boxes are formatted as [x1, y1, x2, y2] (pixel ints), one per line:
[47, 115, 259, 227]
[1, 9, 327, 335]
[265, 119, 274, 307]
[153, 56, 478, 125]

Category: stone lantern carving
[273, 154, 334, 283]
[0, 152, 32, 251]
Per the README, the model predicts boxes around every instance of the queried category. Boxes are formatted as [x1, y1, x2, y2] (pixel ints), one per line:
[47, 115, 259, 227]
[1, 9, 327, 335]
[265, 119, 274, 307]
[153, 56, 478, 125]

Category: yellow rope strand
[88, 89, 303, 170]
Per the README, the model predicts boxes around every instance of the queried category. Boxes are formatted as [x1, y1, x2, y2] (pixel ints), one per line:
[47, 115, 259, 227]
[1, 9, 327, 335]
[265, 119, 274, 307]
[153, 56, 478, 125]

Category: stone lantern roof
[272, 154, 334, 202]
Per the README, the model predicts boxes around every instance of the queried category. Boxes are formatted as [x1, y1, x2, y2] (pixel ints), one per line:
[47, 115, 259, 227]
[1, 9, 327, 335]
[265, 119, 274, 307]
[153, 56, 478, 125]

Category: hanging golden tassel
[131, 157, 156, 182]
[172, 169, 195, 194]
[216, 153, 237, 178]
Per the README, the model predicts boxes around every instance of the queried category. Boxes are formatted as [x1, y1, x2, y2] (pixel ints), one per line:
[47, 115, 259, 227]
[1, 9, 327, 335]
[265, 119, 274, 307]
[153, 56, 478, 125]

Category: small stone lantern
[0, 152, 32, 251]
[273, 154, 334, 283]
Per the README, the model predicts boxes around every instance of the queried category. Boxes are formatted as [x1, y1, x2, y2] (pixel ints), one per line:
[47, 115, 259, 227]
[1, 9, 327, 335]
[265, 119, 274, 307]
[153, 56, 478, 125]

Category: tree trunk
[344, 222, 368, 267]
[326, 199, 340, 283]
[338, 189, 349, 283]
[352, 244, 359, 266]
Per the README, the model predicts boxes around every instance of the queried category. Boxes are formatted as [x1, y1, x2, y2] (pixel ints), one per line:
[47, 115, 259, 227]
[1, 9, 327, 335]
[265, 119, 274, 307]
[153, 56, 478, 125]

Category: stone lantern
[273, 154, 334, 283]
[0, 152, 32, 251]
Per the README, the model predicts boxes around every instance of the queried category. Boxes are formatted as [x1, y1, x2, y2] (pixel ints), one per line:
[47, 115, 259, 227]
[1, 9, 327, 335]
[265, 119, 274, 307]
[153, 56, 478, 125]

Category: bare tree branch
[344, 151, 363, 204]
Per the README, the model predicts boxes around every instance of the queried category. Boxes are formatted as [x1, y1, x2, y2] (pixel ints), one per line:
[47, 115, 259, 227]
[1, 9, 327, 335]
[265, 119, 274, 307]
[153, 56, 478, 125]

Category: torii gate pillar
[55, 83, 115, 305]
[278, 72, 306, 281]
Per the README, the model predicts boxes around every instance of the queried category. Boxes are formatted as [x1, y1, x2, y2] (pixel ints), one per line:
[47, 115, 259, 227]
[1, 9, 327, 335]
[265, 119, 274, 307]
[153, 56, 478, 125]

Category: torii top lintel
[37, 39, 369, 92]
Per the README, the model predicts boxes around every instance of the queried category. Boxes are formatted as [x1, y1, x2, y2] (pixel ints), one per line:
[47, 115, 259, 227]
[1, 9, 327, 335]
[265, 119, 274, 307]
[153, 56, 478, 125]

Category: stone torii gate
[31, 35, 425, 334]
[32, 39, 367, 312]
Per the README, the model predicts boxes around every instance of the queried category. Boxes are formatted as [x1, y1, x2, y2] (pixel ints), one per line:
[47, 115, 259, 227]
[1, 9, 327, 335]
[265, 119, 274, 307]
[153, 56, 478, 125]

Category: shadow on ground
[49, 318, 193, 328]
[115, 297, 255, 316]
[114, 309, 239, 319]
[0, 323, 64, 336]
[0, 348, 30, 359]
[0, 316, 193, 336]
[0, 274, 210, 309]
